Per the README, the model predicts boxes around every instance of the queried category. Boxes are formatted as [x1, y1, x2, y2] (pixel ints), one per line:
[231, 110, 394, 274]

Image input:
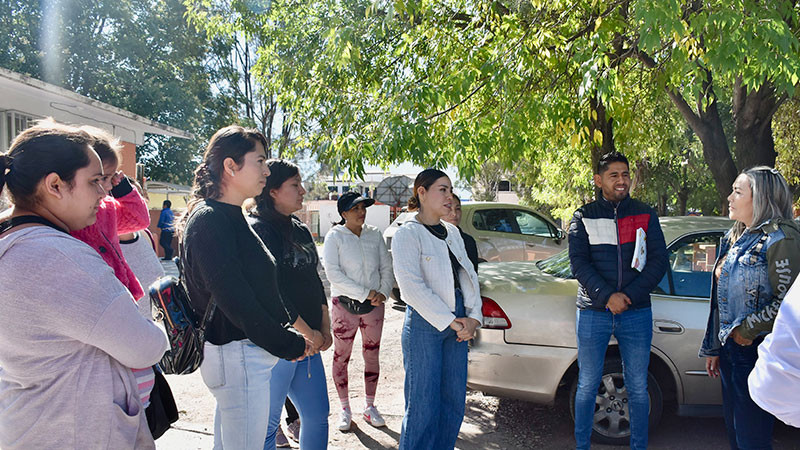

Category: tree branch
[425, 79, 488, 121]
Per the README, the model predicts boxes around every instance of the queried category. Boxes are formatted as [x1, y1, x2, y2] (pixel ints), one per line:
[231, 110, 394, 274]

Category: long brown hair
[178, 125, 267, 234]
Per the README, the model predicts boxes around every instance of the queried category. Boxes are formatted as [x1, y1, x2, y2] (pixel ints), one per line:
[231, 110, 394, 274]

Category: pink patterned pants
[331, 298, 385, 406]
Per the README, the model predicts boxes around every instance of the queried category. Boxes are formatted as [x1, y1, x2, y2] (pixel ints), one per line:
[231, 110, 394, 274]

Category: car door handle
[653, 320, 684, 334]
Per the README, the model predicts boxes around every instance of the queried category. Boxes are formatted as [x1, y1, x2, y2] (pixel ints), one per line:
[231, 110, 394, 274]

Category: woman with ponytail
[391, 169, 483, 449]
[179, 126, 307, 449]
[0, 121, 167, 449]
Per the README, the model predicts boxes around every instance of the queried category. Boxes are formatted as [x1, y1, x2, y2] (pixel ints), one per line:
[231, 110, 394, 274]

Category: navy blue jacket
[568, 194, 668, 311]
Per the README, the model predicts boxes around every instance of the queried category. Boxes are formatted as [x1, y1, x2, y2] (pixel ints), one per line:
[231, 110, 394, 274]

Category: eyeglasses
[754, 167, 780, 175]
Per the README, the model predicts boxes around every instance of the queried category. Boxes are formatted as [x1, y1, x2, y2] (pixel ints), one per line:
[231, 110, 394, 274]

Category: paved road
[155, 259, 800, 449]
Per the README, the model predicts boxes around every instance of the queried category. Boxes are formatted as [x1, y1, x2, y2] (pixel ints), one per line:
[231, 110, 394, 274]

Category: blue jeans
[263, 354, 329, 450]
[719, 338, 774, 450]
[399, 289, 468, 450]
[200, 339, 279, 450]
[574, 307, 653, 450]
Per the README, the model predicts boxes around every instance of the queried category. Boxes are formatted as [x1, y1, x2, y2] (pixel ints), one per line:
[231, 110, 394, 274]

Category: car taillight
[481, 296, 511, 329]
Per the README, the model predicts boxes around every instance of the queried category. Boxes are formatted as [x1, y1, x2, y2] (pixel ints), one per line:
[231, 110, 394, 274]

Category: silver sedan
[468, 216, 733, 445]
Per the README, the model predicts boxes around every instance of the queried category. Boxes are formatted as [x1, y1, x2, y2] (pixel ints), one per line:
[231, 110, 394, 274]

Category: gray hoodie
[0, 225, 168, 449]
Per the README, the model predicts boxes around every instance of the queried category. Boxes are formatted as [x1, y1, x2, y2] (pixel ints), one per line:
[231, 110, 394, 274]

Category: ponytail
[407, 194, 420, 211]
[0, 154, 10, 195]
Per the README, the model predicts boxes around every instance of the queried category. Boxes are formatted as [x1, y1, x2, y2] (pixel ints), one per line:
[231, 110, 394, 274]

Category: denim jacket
[700, 218, 800, 357]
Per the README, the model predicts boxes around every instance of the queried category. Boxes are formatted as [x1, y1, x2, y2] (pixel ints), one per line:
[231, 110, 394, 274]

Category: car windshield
[536, 249, 574, 279]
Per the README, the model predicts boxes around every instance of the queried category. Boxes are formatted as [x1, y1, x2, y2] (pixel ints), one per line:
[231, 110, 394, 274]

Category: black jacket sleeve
[186, 208, 305, 359]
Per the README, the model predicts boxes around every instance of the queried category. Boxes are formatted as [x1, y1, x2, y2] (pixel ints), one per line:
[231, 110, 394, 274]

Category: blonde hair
[728, 166, 793, 243]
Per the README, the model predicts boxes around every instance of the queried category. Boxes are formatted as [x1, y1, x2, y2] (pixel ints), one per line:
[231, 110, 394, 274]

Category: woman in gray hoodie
[0, 121, 168, 449]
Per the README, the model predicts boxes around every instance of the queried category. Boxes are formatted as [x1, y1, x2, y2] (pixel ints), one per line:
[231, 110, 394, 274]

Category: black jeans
[720, 337, 774, 450]
[159, 230, 174, 259]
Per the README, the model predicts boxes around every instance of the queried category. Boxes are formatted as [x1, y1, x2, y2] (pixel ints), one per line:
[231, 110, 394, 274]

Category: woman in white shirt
[323, 191, 394, 431]
[391, 169, 483, 450]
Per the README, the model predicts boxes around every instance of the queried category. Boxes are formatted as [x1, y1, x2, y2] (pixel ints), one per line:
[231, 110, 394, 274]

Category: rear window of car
[536, 249, 574, 279]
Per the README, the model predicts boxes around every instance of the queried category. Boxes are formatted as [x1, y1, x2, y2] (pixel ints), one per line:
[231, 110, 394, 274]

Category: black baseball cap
[337, 191, 375, 214]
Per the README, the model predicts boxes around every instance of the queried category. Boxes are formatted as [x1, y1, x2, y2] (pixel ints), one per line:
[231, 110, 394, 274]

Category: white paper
[631, 227, 647, 272]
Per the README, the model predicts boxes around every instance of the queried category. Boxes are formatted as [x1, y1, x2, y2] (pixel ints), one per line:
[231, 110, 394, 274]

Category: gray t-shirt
[0, 226, 168, 449]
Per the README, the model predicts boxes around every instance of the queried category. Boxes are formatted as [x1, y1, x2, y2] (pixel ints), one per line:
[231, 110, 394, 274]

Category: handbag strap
[179, 205, 217, 334]
[0, 215, 69, 235]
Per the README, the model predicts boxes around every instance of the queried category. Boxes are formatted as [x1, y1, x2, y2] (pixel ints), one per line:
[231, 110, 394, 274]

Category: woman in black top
[248, 159, 331, 450]
[179, 126, 307, 450]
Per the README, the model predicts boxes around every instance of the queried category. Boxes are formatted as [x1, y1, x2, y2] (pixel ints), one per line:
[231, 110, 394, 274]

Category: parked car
[383, 202, 567, 300]
[468, 216, 733, 445]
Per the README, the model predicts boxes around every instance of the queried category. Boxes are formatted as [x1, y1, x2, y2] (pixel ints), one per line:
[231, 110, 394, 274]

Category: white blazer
[323, 224, 394, 301]
[391, 215, 483, 331]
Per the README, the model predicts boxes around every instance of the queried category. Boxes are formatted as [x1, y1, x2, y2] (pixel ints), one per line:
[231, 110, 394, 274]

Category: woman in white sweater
[391, 169, 483, 450]
[323, 191, 394, 431]
[0, 121, 168, 449]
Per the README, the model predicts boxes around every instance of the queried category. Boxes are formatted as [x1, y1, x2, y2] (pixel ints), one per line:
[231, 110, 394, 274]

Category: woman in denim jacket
[700, 166, 800, 449]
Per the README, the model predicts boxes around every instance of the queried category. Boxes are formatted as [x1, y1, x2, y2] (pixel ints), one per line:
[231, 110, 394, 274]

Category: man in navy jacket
[568, 152, 668, 450]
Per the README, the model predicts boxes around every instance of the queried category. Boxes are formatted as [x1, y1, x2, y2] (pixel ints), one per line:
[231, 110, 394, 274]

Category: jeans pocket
[200, 342, 226, 389]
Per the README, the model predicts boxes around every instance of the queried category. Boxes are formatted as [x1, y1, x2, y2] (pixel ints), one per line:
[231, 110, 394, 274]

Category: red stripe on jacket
[617, 213, 650, 245]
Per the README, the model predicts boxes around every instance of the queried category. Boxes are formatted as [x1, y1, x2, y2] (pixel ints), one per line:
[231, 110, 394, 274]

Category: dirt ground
[160, 299, 800, 449]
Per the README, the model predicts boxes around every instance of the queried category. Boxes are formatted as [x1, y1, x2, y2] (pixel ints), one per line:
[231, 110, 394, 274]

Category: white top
[748, 276, 800, 427]
[120, 231, 165, 320]
[391, 216, 483, 331]
[323, 223, 394, 301]
[0, 226, 168, 449]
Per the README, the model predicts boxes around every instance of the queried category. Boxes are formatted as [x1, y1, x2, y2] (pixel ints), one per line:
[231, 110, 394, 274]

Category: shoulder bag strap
[0, 215, 69, 235]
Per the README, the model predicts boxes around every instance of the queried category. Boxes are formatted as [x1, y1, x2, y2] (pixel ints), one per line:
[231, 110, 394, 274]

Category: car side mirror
[555, 229, 567, 243]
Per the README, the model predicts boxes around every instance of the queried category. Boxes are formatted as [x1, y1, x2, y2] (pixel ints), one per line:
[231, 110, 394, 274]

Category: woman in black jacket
[248, 159, 331, 450]
[179, 127, 308, 450]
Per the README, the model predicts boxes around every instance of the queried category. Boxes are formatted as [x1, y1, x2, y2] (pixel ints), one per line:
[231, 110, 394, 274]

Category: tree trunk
[589, 94, 615, 172]
[677, 189, 688, 216]
[662, 71, 737, 214]
[657, 194, 668, 216]
[733, 78, 782, 170]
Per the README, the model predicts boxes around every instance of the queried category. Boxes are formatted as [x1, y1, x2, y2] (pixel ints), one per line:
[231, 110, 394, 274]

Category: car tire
[568, 356, 663, 446]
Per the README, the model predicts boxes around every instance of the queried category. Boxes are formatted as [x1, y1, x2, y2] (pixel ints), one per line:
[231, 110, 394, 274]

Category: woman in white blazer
[391, 169, 483, 450]
[323, 191, 394, 432]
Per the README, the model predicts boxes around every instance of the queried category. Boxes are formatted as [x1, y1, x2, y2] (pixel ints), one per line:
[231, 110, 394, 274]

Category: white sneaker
[363, 405, 386, 427]
[337, 408, 352, 431]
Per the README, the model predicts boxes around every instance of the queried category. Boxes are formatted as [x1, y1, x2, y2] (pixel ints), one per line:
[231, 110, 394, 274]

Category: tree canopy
[185, 0, 800, 215]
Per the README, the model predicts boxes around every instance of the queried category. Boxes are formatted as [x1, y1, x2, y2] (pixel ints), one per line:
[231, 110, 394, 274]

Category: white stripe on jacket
[391, 216, 483, 331]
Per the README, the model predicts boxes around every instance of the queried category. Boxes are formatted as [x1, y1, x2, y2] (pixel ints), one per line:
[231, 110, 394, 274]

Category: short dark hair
[596, 152, 629, 175]
[163, 200, 172, 208]
[1, 119, 93, 209]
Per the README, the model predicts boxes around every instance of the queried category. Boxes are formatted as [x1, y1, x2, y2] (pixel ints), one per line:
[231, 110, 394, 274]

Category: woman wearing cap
[323, 191, 394, 431]
[391, 169, 483, 449]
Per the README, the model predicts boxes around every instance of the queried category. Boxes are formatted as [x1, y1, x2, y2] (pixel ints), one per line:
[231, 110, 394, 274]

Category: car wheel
[568, 356, 663, 445]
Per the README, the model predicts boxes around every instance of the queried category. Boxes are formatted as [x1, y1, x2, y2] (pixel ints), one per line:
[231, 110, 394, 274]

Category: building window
[498, 180, 511, 192]
[2, 111, 39, 152]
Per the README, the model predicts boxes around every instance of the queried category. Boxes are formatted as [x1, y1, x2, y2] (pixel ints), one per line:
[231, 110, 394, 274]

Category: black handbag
[149, 258, 216, 375]
[145, 367, 178, 439]
[338, 295, 375, 315]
